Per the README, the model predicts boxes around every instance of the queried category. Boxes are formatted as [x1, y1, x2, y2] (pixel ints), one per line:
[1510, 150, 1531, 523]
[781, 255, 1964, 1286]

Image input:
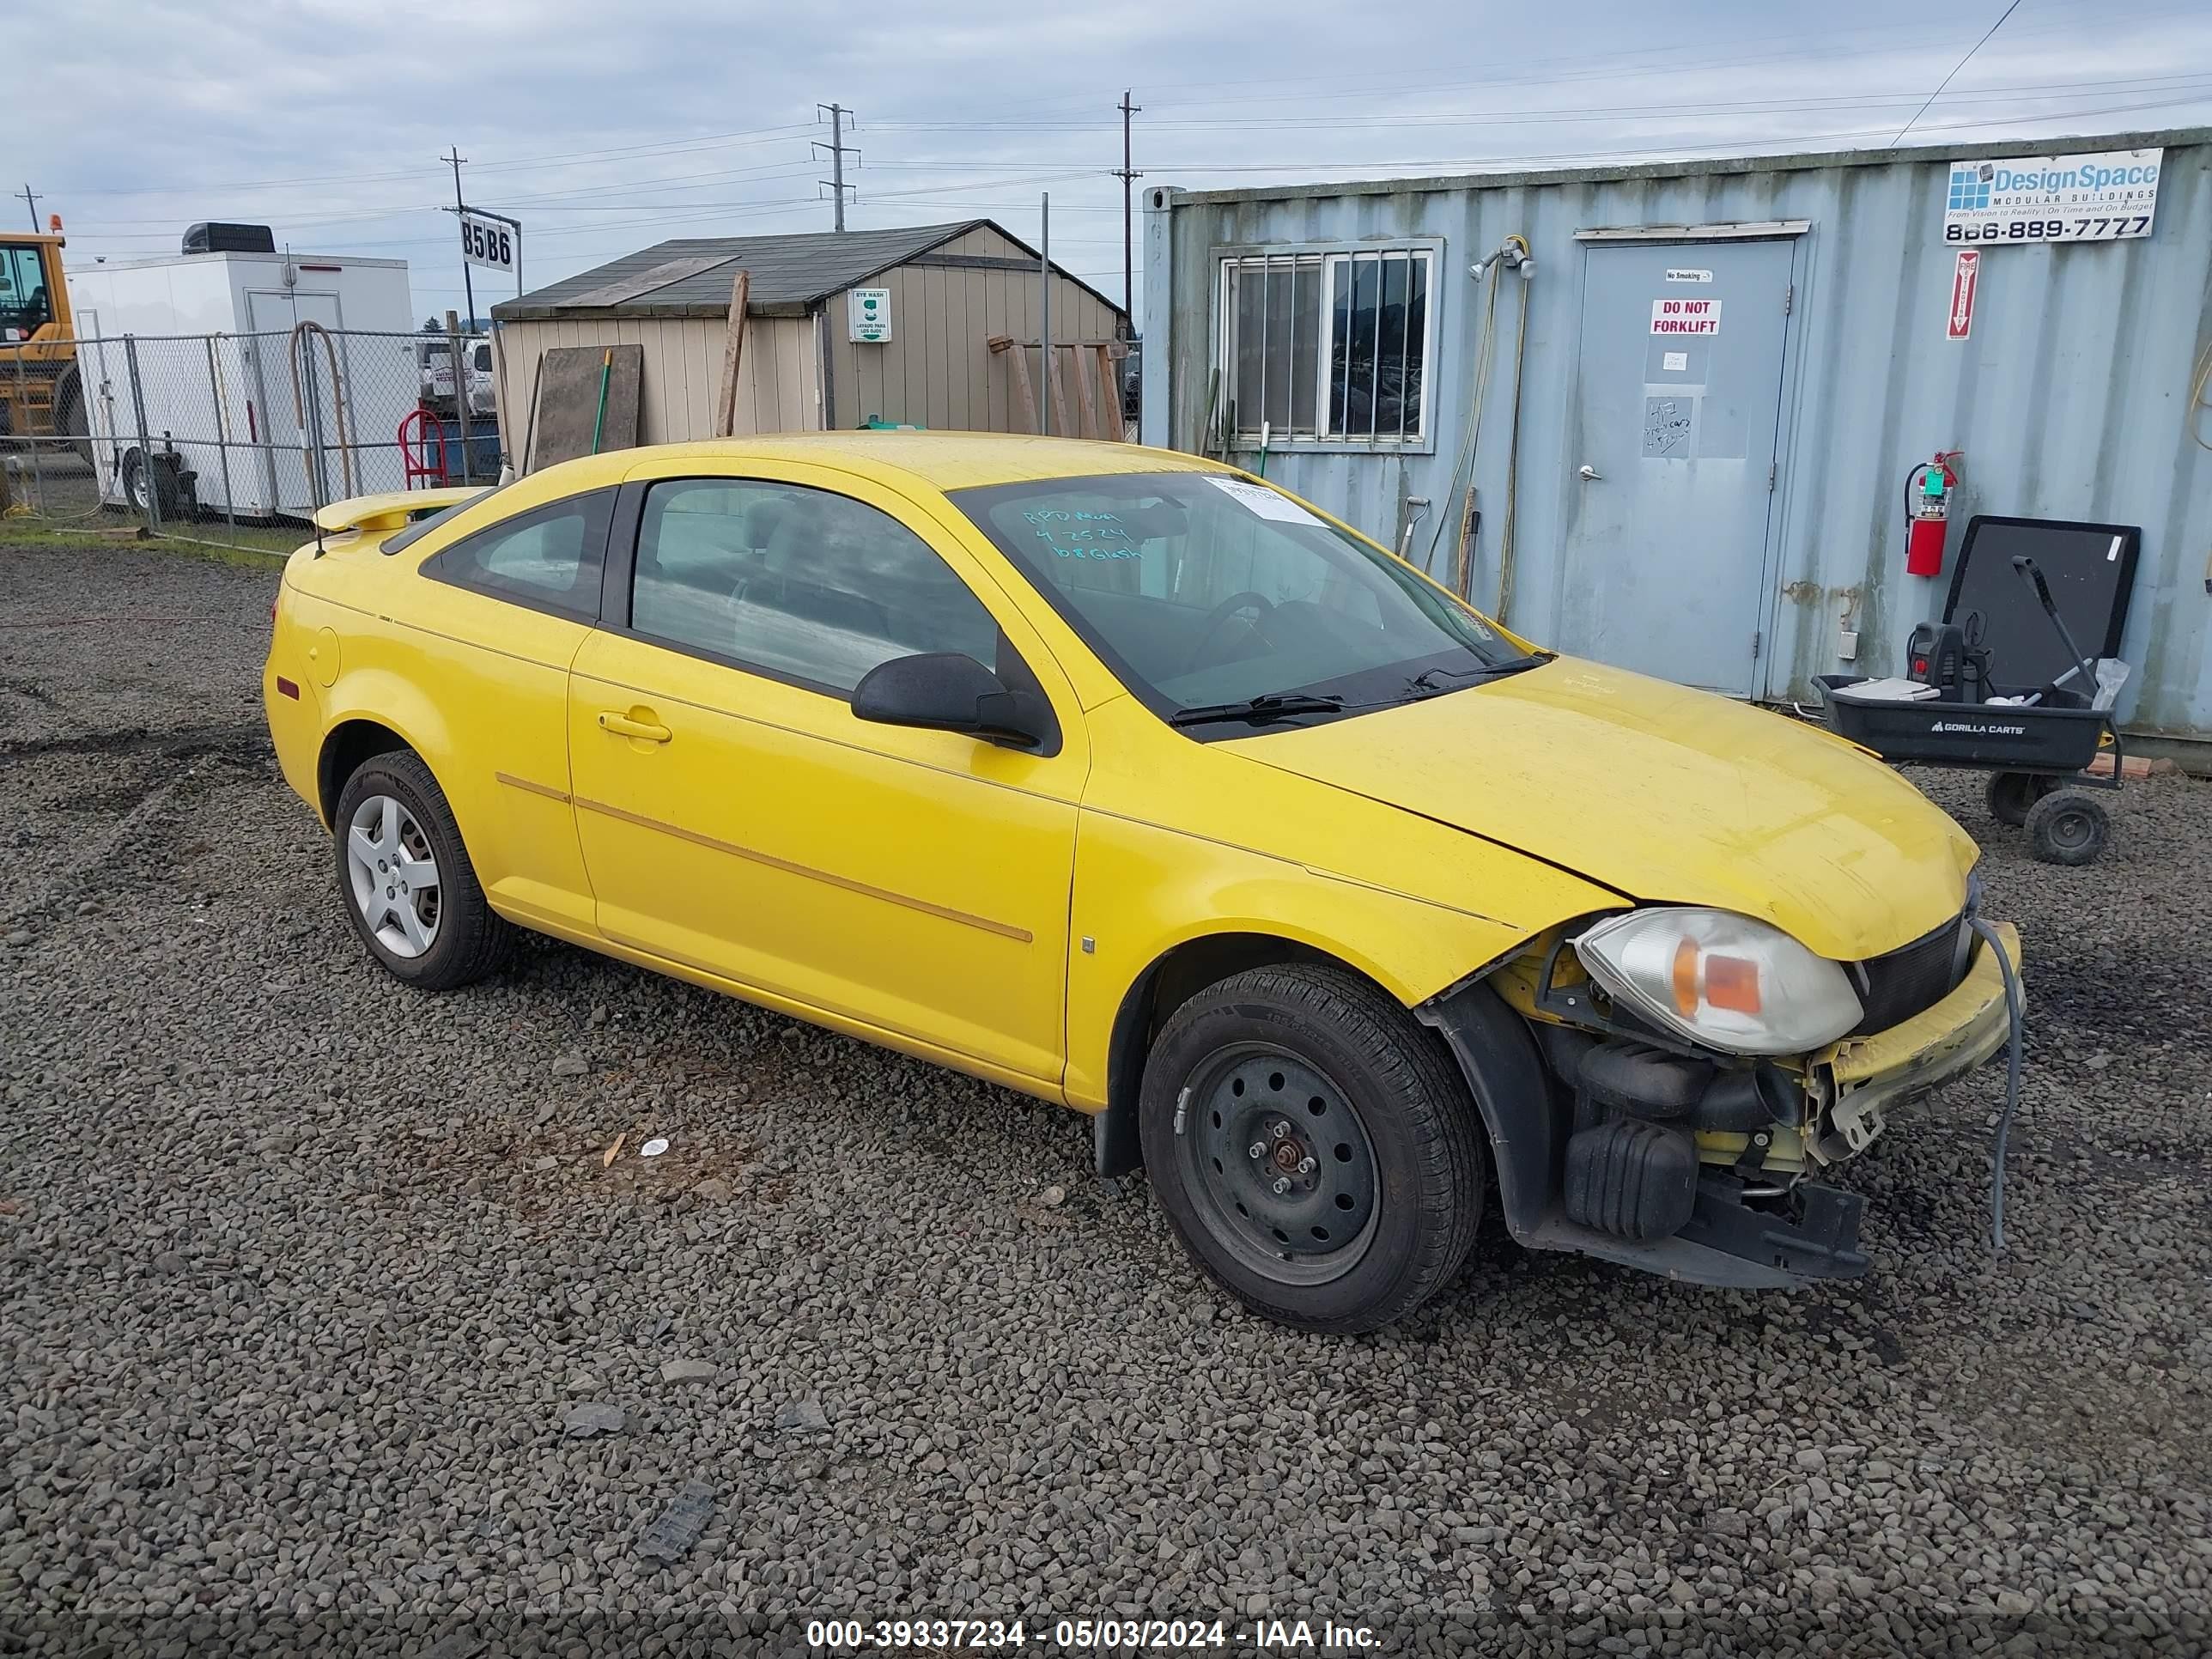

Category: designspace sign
[1650, 297, 1721, 337]
[1943, 149, 2162, 245]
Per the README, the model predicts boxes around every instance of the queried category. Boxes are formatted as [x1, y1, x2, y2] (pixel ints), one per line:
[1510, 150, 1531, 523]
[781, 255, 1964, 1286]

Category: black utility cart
[1816, 515, 2142, 868]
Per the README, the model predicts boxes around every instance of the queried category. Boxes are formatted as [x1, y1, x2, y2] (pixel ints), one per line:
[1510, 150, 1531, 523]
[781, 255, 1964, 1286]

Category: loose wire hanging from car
[1971, 915, 2025, 1254]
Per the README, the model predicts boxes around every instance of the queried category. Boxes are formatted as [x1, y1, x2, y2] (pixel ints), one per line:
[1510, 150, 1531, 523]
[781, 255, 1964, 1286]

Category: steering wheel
[1184, 590, 1276, 673]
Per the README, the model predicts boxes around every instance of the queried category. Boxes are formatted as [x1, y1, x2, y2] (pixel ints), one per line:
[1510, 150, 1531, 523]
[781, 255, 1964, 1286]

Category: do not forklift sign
[1650, 297, 1722, 336]
[1948, 250, 1980, 341]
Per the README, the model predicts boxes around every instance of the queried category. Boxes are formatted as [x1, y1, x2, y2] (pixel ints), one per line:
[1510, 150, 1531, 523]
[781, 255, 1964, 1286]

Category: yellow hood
[1227, 657, 1976, 961]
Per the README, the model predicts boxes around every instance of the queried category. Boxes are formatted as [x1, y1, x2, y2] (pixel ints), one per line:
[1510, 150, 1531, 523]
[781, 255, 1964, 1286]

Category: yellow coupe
[264, 434, 2019, 1332]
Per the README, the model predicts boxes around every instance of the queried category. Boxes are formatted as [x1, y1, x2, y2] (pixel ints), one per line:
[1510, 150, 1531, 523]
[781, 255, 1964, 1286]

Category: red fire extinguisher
[1904, 451, 1963, 578]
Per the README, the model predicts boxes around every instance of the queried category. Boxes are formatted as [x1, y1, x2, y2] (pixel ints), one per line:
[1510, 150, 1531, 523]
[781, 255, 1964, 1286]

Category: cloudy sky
[18, 0, 2212, 325]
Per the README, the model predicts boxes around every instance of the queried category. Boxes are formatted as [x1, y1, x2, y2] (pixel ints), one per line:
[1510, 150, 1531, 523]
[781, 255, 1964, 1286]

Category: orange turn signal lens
[1704, 954, 1763, 1014]
[1669, 939, 1764, 1016]
[1670, 938, 1699, 1014]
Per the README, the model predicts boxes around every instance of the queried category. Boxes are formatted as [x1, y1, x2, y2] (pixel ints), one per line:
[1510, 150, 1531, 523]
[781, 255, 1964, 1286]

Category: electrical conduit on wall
[1425, 236, 1532, 616]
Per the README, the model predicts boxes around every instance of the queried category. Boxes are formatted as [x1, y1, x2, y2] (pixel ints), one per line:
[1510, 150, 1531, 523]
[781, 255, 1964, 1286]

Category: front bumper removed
[1422, 921, 2025, 1291]
[1814, 920, 2021, 1160]
[1577, 921, 2022, 1287]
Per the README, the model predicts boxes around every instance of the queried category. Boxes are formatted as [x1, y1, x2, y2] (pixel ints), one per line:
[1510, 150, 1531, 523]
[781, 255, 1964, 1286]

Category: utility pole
[443, 145, 476, 331]
[20, 184, 42, 234]
[1112, 92, 1142, 333]
[1039, 193, 1052, 437]
[815, 104, 858, 232]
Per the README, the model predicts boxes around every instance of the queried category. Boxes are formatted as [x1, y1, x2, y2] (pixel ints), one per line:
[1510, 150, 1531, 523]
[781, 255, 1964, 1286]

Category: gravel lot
[3, 537, 2208, 1657]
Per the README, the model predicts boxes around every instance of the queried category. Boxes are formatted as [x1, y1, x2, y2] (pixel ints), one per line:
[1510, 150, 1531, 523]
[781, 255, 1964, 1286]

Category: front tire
[2024, 787, 2111, 866]
[1139, 963, 1487, 1334]
[332, 750, 514, 989]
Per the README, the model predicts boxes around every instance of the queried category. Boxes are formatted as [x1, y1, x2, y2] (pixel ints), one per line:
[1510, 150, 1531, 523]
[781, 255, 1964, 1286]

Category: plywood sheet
[527, 344, 644, 471]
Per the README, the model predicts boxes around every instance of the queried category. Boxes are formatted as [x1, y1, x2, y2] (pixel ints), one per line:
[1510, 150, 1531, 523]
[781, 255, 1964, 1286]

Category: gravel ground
[3, 538, 2208, 1658]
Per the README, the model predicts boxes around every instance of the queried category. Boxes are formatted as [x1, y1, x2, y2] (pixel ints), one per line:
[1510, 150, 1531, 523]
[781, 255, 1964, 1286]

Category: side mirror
[852, 652, 1048, 749]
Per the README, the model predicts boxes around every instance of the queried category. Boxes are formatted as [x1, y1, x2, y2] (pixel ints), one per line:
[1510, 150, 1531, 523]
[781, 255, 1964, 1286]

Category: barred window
[1218, 248, 1432, 446]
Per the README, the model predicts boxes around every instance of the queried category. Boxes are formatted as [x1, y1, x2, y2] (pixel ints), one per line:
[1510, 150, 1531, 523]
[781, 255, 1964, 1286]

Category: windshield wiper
[1168, 692, 1346, 729]
[1407, 652, 1555, 695]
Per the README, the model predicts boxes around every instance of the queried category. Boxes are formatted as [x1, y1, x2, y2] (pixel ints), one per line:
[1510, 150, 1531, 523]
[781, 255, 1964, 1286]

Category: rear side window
[423, 489, 611, 621]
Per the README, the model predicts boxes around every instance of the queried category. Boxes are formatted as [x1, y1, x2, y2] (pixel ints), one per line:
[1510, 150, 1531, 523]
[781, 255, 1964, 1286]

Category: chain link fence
[2, 327, 506, 553]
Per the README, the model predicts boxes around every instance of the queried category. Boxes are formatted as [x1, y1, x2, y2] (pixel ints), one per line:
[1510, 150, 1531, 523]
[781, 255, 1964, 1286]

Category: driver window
[630, 477, 1000, 696]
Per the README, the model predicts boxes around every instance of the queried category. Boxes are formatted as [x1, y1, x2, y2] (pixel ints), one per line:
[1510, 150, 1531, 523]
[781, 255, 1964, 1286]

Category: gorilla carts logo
[1930, 720, 2027, 736]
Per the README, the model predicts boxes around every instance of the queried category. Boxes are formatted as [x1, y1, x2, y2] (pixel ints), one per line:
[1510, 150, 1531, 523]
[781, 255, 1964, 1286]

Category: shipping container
[1142, 125, 2212, 754]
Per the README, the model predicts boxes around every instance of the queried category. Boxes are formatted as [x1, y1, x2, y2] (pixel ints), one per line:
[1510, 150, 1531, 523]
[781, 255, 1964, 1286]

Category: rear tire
[54, 368, 92, 470]
[120, 447, 182, 520]
[333, 750, 514, 989]
[2024, 788, 2111, 866]
[1138, 963, 1486, 1334]
[1985, 770, 2056, 829]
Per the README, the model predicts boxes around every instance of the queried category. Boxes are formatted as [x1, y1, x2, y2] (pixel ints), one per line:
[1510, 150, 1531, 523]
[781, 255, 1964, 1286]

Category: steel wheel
[1985, 770, 2056, 829]
[345, 793, 442, 958]
[1176, 1043, 1381, 1286]
[2024, 787, 2111, 866]
[1139, 964, 1488, 1333]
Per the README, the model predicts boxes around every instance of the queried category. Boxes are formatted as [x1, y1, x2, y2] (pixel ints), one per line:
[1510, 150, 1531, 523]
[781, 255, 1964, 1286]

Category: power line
[1893, 0, 2027, 146]
[58, 64, 2208, 243]
[866, 70, 2212, 135]
[893, 0, 2203, 127]
[50, 60, 2210, 228]
[56, 122, 823, 197]
[63, 75, 2207, 259]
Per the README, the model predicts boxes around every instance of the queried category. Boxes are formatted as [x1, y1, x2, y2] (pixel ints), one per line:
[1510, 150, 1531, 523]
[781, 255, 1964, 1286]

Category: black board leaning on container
[1943, 515, 2142, 696]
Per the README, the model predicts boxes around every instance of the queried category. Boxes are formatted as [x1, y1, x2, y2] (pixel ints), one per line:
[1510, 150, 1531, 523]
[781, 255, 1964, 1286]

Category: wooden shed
[489, 220, 1127, 460]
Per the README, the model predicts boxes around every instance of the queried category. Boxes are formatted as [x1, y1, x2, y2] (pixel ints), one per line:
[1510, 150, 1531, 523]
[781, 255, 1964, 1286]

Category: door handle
[598, 711, 672, 744]
[1578, 465, 1602, 482]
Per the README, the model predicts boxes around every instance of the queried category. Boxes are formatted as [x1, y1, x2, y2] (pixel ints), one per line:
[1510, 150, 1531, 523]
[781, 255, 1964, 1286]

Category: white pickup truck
[416, 335, 495, 419]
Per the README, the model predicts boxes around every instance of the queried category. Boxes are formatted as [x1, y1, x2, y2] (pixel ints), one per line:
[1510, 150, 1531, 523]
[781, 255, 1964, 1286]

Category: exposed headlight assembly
[1573, 908, 1863, 1057]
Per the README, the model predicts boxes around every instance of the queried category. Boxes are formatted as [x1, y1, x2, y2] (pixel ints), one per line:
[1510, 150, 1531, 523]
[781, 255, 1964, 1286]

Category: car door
[394, 488, 613, 937]
[565, 461, 1086, 1090]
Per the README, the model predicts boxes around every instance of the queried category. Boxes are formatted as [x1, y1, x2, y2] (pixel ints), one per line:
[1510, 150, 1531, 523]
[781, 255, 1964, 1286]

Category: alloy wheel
[345, 793, 442, 958]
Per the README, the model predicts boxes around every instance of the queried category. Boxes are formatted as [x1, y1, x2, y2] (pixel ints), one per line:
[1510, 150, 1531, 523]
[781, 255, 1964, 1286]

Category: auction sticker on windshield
[1203, 475, 1324, 525]
[1943, 148, 2160, 245]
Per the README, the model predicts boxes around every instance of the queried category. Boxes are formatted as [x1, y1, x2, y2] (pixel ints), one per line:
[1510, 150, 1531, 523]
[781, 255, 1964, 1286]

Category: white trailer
[65, 249, 418, 520]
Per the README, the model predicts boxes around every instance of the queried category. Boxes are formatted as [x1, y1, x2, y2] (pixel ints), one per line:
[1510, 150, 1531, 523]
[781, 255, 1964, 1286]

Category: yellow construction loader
[0, 229, 90, 461]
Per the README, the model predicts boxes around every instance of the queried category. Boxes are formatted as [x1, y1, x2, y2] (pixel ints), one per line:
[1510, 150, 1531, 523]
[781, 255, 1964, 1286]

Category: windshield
[953, 471, 1528, 731]
[0, 245, 55, 338]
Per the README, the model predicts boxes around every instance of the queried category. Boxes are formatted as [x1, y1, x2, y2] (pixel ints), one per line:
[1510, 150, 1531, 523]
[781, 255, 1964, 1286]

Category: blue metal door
[1556, 240, 1794, 696]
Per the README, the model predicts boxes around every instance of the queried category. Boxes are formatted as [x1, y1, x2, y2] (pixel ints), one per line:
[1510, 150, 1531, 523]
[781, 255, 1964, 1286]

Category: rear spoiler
[311, 486, 489, 536]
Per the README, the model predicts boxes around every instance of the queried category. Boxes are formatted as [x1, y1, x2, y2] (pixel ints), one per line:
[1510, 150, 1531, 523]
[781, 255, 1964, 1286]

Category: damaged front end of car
[1416, 893, 2022, 1290]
